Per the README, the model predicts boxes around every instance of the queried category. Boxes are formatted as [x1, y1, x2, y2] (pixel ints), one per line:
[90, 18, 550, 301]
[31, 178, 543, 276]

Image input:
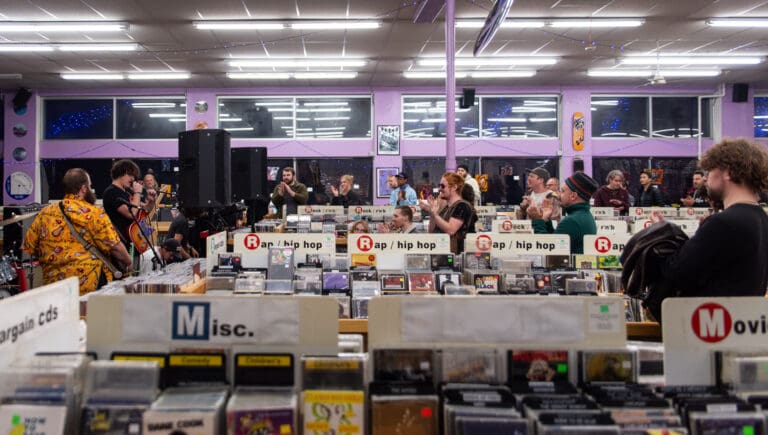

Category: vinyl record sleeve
[370, 396, 438, 435]
[373, 349, 434, 383]
[508, 350, 570, 385]
[405, 254, 431, 271]
[81, 405, 148, 434]
[441, 348, 498, 384]
[408, 272, 435, 293]
[455, 416, 528, 435]
[302, 390, 364, 435]
[581, 350, 637, 384]
[380, 273, 407, 291]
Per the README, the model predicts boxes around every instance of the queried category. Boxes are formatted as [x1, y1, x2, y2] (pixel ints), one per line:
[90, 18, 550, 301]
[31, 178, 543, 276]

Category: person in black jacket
[652, 138, 768, 301]
[330, 174, 364, 207]
[637, 171, 665, 207]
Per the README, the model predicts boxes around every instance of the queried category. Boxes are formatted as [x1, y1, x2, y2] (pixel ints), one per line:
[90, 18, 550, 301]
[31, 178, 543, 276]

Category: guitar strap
[58, 202, 124, 280]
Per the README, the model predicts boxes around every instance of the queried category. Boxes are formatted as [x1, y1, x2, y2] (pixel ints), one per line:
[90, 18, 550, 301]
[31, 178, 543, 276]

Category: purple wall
[4, 83, 763, 205]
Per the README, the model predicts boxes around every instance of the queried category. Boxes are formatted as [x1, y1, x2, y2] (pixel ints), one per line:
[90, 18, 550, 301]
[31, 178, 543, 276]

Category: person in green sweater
[526, 172, 599, 254]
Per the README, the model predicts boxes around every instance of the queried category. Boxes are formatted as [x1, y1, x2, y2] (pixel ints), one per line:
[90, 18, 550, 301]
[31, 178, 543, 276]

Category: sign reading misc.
[494, 219, 533, 234]
[298, 205, 346, 216]
[596, 220, 628, 235]
[582, 234, 631, 255]
[464, 233, 570, 255]
[347, 233, 451, 254]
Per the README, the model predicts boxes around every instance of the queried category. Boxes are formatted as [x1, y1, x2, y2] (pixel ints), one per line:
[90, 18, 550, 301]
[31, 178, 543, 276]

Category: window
[295, 158, 373, 205]
[480, 158, 559, 206]
[481, 96, 558, 138]
[44, 99, 114, 140]
[218, 96, 372, 139]
[591, 97, 648, 138]
[402, 97, 479, 138]
[296, 97, 371, 138]
[651, 97, 700, 138]
[755, 96, 768, 137]
[402, 157, 448, 198]
[116, 97, 186, 139]
[592, 157, 699, 206]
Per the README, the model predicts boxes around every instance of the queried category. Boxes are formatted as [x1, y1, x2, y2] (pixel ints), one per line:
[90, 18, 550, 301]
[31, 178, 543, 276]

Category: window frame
[401, 94, 481, 139]
[753, 94, 768, 138]
[41, 95, 186, 141]
[216, 94, 373, 140]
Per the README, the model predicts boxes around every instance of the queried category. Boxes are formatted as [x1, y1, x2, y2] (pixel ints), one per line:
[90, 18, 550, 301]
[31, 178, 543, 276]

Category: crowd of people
[18, 138, 768, 303]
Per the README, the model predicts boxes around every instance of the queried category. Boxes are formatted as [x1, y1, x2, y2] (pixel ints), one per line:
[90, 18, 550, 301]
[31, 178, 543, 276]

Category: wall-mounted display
[376, 167, 398, 198]
[377, 125, 400, 155]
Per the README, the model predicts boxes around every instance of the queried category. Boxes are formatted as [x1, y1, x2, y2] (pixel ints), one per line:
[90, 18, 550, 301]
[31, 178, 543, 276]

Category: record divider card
[368, 295, 626, 350]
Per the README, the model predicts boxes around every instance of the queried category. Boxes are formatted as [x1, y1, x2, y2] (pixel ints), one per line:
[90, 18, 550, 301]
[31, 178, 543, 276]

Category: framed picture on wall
[377, 125, 400, 155]
[376, 167, 399, 198]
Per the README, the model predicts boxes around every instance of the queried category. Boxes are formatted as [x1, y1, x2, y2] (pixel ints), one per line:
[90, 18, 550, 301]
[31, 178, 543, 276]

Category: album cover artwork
[508, 350, 570, 385]
[380, 273, 407, 292]
[503, 274, 536, 293]
[546, 255, 571, 269]
[350, 269, 378, 282]
[581, 351, 637, 384]
[406, 254, 431, 271]
[550, 271, 579, 293]
[533, 272, 553, 293]
[597, 255, 621, 269]
[573, 255, 598, 269]
[302, 390, 364, 435]
[430, 254, 456, 270]
[322, 271, 349, 291]
[305, 253, 330, 269]
[473, 274, 500, 293]
[464, 252, 492, 270]
[268, 247, 294, 280]
[435, 272, 462, 294]
[373, 349, 434, 383]
[351, 253, 377, 267]
[370, 397, 438, 435]
[408, 272, 435, 293]
[441, 348, 498, 384]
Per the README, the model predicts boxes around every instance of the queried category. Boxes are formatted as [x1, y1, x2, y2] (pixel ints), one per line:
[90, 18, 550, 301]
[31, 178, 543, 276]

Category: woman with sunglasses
[419, 172, 473, 254]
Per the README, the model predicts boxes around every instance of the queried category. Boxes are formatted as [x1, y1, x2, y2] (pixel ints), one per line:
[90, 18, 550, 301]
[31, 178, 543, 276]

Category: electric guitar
[127, 208, 153, 254]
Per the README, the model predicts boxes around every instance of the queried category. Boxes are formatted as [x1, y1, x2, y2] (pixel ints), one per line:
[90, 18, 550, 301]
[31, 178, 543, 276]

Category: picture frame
[376, 167, 399, 198]
[377, 125, 400, 155]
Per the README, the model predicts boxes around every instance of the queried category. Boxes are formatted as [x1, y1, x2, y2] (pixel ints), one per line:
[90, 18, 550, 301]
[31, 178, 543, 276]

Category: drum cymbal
[0, 211, 39, 226]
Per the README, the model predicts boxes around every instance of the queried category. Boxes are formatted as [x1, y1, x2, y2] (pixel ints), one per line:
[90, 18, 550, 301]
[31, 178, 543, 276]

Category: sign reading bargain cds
[464, 233, 569, 255]
[663, 297, 768, 385]
[582, 234, 631, 256]
[348, 233, 450, 254]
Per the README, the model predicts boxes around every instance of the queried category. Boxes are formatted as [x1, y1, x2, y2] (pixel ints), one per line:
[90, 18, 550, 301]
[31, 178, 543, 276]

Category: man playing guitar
[103, 160, 157, 267]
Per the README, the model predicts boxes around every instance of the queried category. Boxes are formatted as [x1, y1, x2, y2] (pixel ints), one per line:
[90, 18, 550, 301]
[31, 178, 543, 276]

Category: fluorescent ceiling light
[291, 20, 381, 29]
[61, 73, 124, 80]
[456, 20, 545, 28]
[403, 71, 469, 79]
[512, 107, 555, 113]
[167, 119, 187, 123]
[127, 72, 190, 80]
[591, 100, 619, 106]
[470, 71, 536, 78]
[0, 73, 22, 79]
[227, 72, 291, 79]
[303, 102, 349, 106]
[530, 118, 557, 122]
[707, 18, 768, 27]
[254, 101, 293, 106]
[219, 117, 243, 122]
[455, 18, 642, 28]
[311, 116, 350, 121]
[274, 116, 292, 120]
[58, 44, 138, 52]
[229, 59, 366, 68]
[149, 113, 186, 118]
[315, 127, 347, 131]
[0, 44, 54, 52]
[0, 21, 128, 32]
[226, 127, 256, 131]
[487, 118, 526, 122]
[418, 57, 556, 66]
[131, 102, 177, 108]
[296, 108, 351, 113]
[621, 56, 763, 65]
[549, 19, 644, 28]
[293, 72, 357, 79]
[587, 69, 721, 77]
[194, 21, 286, 30]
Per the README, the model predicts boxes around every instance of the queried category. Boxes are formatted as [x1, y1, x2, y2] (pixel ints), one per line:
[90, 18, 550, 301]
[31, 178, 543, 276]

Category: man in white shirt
[517, 167, 560, 220]
[457, 164, 481, 207]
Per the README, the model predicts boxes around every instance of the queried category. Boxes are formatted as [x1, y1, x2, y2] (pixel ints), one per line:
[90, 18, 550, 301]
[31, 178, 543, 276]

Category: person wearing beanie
[527, 172, 599, 254]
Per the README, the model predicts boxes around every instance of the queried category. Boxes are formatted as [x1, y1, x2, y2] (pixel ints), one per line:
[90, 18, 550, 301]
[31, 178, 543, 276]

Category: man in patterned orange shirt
[23, 168, 133, 295]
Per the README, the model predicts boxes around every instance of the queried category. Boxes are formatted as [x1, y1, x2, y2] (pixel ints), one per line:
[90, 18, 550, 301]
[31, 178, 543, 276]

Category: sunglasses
[438, 183, 448, 189]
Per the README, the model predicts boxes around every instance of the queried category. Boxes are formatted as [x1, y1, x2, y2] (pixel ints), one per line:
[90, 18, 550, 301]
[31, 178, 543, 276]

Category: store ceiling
[1, 0, 768, 90]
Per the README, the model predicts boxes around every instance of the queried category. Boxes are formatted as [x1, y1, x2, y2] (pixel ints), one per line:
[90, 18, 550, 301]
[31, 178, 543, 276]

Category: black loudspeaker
[733, 83, 749, 103]
[231, 147, 268, 201]
[12, 88, 31, 112]
[573, 157, 585, 173]
[459, 88, 476, 109]
[178, 129, 231, 208]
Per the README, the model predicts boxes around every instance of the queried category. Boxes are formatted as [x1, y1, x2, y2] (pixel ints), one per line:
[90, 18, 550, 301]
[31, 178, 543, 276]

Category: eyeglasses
[438, 183, 447, 189]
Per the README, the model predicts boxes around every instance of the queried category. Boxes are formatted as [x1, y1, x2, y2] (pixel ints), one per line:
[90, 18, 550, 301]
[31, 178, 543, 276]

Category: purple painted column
[721, 84, 754, 140]
[3, 91, 37, 205]
[444, 0, 457, 172]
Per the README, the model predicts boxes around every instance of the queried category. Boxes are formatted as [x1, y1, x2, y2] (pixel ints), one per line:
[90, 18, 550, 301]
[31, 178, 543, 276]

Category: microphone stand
[127, 204, 165, 271]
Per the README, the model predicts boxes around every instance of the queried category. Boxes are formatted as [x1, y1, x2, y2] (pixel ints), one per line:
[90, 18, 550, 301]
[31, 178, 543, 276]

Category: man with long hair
[419, 172, 473, 254]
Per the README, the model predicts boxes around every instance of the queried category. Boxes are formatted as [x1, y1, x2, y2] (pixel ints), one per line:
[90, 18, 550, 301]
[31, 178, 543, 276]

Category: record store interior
[2, 0, 768, 433]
